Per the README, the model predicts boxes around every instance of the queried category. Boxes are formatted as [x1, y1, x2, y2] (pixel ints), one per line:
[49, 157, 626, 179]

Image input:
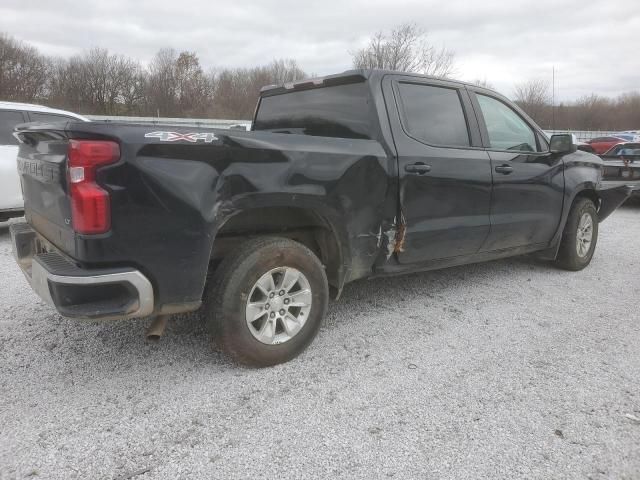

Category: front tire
[203, 237, 328, 367]
[554, 197, 598, 271]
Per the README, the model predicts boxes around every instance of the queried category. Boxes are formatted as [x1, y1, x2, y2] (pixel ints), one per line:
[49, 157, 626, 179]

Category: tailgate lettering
[17, 158, 62, 184]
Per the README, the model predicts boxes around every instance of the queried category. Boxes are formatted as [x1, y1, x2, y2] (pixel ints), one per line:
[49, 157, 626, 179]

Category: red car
[586, 136, 627, 154]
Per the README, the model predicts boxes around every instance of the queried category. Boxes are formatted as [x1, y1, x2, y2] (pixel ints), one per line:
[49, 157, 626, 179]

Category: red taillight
[68, 140, 120, 234]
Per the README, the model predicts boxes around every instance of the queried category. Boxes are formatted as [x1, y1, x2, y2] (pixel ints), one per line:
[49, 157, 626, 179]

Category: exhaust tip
[146, 315, 169, 341]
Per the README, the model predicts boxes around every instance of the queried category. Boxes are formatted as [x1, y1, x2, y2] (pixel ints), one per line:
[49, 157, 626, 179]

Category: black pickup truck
[10, 69, 636, 366]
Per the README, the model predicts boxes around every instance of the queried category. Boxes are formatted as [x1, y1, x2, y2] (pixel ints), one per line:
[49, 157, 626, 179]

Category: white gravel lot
[1, 205, 639, 480]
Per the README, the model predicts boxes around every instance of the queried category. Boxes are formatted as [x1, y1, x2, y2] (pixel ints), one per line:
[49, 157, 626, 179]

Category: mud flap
[597, 184, 638, 222]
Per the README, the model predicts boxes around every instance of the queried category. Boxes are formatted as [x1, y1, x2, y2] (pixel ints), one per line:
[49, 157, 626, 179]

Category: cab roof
[259, 69, 487, 97]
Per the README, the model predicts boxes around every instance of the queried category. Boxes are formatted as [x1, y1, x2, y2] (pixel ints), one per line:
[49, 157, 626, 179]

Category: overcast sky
[1, 0, 638, 101]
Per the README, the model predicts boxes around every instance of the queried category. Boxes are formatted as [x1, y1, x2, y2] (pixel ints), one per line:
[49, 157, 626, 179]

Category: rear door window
[396, 83, 471, 147]
[0, 110, 27, 145]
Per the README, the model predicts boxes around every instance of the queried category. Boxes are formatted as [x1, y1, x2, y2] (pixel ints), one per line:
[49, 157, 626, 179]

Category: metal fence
[544, 130, 640, 142]
[86, 115, 251, 130]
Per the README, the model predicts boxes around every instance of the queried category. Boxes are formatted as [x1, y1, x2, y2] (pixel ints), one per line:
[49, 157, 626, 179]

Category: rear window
[253, 83, 373, 140]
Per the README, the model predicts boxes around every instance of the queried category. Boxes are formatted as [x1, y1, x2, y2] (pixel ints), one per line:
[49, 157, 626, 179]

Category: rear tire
[202, 237, 328, 367]
[554, 197, 598, 271]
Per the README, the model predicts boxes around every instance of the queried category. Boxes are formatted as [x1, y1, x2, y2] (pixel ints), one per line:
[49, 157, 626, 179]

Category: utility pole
[552, 66, 555, 131]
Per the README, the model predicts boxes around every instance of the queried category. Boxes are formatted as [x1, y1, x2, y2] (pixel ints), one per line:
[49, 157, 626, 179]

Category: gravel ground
[1, 205, 639, 480]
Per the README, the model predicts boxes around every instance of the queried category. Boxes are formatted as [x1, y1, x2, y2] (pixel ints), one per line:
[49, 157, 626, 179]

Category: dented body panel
[13, 69, 636, 318]
[16, 122, 398, 311]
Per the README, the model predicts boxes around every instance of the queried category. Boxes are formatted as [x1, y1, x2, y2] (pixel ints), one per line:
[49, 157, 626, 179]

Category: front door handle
[494, 164, 514, 174]
[405, 163, 432, 175]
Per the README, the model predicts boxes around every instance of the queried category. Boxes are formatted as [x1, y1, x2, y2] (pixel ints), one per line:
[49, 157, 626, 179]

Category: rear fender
[209, 200, 353, 295]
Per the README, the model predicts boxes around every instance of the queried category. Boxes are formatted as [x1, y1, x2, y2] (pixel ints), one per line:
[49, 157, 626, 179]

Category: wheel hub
[576, 212, 594, 258]
[245, 267, 312, 345]
[270, 296, 283, 311]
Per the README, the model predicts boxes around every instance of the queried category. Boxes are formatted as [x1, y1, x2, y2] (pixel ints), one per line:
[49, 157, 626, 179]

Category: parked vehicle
[0, 102, 88, 222]
[9, 70, 637, 366]
[602, 142, 640, 158]
[620, 130, 640, 139]
[600, 143, 640, 198]
[612, 133, 640, 142]
[576, 141, 596, 154]
[586, 136, 628, 154]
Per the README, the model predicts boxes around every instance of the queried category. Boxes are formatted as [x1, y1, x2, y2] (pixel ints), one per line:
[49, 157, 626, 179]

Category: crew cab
[9, 70, 637, 366]
[0, 102, 89, 222]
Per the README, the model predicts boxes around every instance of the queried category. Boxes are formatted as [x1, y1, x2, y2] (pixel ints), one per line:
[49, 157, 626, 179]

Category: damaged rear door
[383, 75, 492, 264]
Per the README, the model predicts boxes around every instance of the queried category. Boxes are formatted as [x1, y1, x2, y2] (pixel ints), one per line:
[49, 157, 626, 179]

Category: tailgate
[15, 124, 76, 254]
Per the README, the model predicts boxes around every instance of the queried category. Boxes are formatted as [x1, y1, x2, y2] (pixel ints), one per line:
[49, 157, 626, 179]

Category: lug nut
[270, 312, 276, 318]
[265, 303, 270, 309]
[279, 290, 285, 296]
[284, 298, 290, 305]
[269, 292, 275, 298]
[279, 309, 285, 315]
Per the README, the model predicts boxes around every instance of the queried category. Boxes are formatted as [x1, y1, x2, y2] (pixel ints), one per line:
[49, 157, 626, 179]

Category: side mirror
[550, 134, 577, 154]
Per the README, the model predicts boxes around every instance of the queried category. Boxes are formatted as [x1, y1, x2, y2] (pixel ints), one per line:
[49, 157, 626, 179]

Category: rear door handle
[494, 164, 514, 174]
[405, 163, 432, 175]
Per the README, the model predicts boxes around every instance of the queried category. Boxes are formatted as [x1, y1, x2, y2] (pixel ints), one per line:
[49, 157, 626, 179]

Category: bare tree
[513, 79, 551, 125]
[48, 48, 144, 115]
[472, 79, 493, 89]
[211, 59, 307, 119]
[174, 51, 213, 116]
[144, 48, 178, 116]
[0, 33, 50, 102]
[614, 91, 640, 130]
[144, 49, 214, 117]
[351, 23, 455, 77]
[572, 94, 614, 131]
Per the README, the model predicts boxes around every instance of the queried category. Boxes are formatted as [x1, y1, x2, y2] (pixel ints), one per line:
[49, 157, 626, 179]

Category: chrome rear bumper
[10, 221, 154, 320]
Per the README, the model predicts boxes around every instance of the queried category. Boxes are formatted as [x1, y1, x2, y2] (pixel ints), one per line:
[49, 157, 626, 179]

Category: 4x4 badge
[144, 131, 219, 143]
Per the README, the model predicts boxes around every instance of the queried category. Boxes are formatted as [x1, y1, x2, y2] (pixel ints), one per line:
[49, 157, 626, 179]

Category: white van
[0, 102, 88, 222]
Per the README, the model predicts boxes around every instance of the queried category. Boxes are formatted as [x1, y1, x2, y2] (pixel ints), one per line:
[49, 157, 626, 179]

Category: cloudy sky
[1, 0, 638, 101]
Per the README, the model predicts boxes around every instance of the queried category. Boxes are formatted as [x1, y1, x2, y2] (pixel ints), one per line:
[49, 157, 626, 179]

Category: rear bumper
[10, 221, 154, 320]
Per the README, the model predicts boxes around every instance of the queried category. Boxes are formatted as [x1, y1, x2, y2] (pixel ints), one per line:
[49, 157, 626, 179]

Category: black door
[383, 76, 493, 264]
[469, 91, 564, 251]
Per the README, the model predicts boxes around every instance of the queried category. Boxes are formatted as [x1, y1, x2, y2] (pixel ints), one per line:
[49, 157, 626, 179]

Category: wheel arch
[540, 185, 600, 260]
[209, 205, 351, 298]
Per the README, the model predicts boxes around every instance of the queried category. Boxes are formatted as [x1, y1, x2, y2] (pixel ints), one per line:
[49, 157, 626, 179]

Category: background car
[0, 102, 89, 222]
[602, 142, 640, 158]
[585, 136, 629, 154]
[599, 142, 640, 203]
[576, 140, 595, 153]
[612, 133, 640, 142]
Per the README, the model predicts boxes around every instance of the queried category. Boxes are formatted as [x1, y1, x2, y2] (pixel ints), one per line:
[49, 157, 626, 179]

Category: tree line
[0, 33, 306, 119]
[1, 28, 638, 129]
[513, 78, 640, 131]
